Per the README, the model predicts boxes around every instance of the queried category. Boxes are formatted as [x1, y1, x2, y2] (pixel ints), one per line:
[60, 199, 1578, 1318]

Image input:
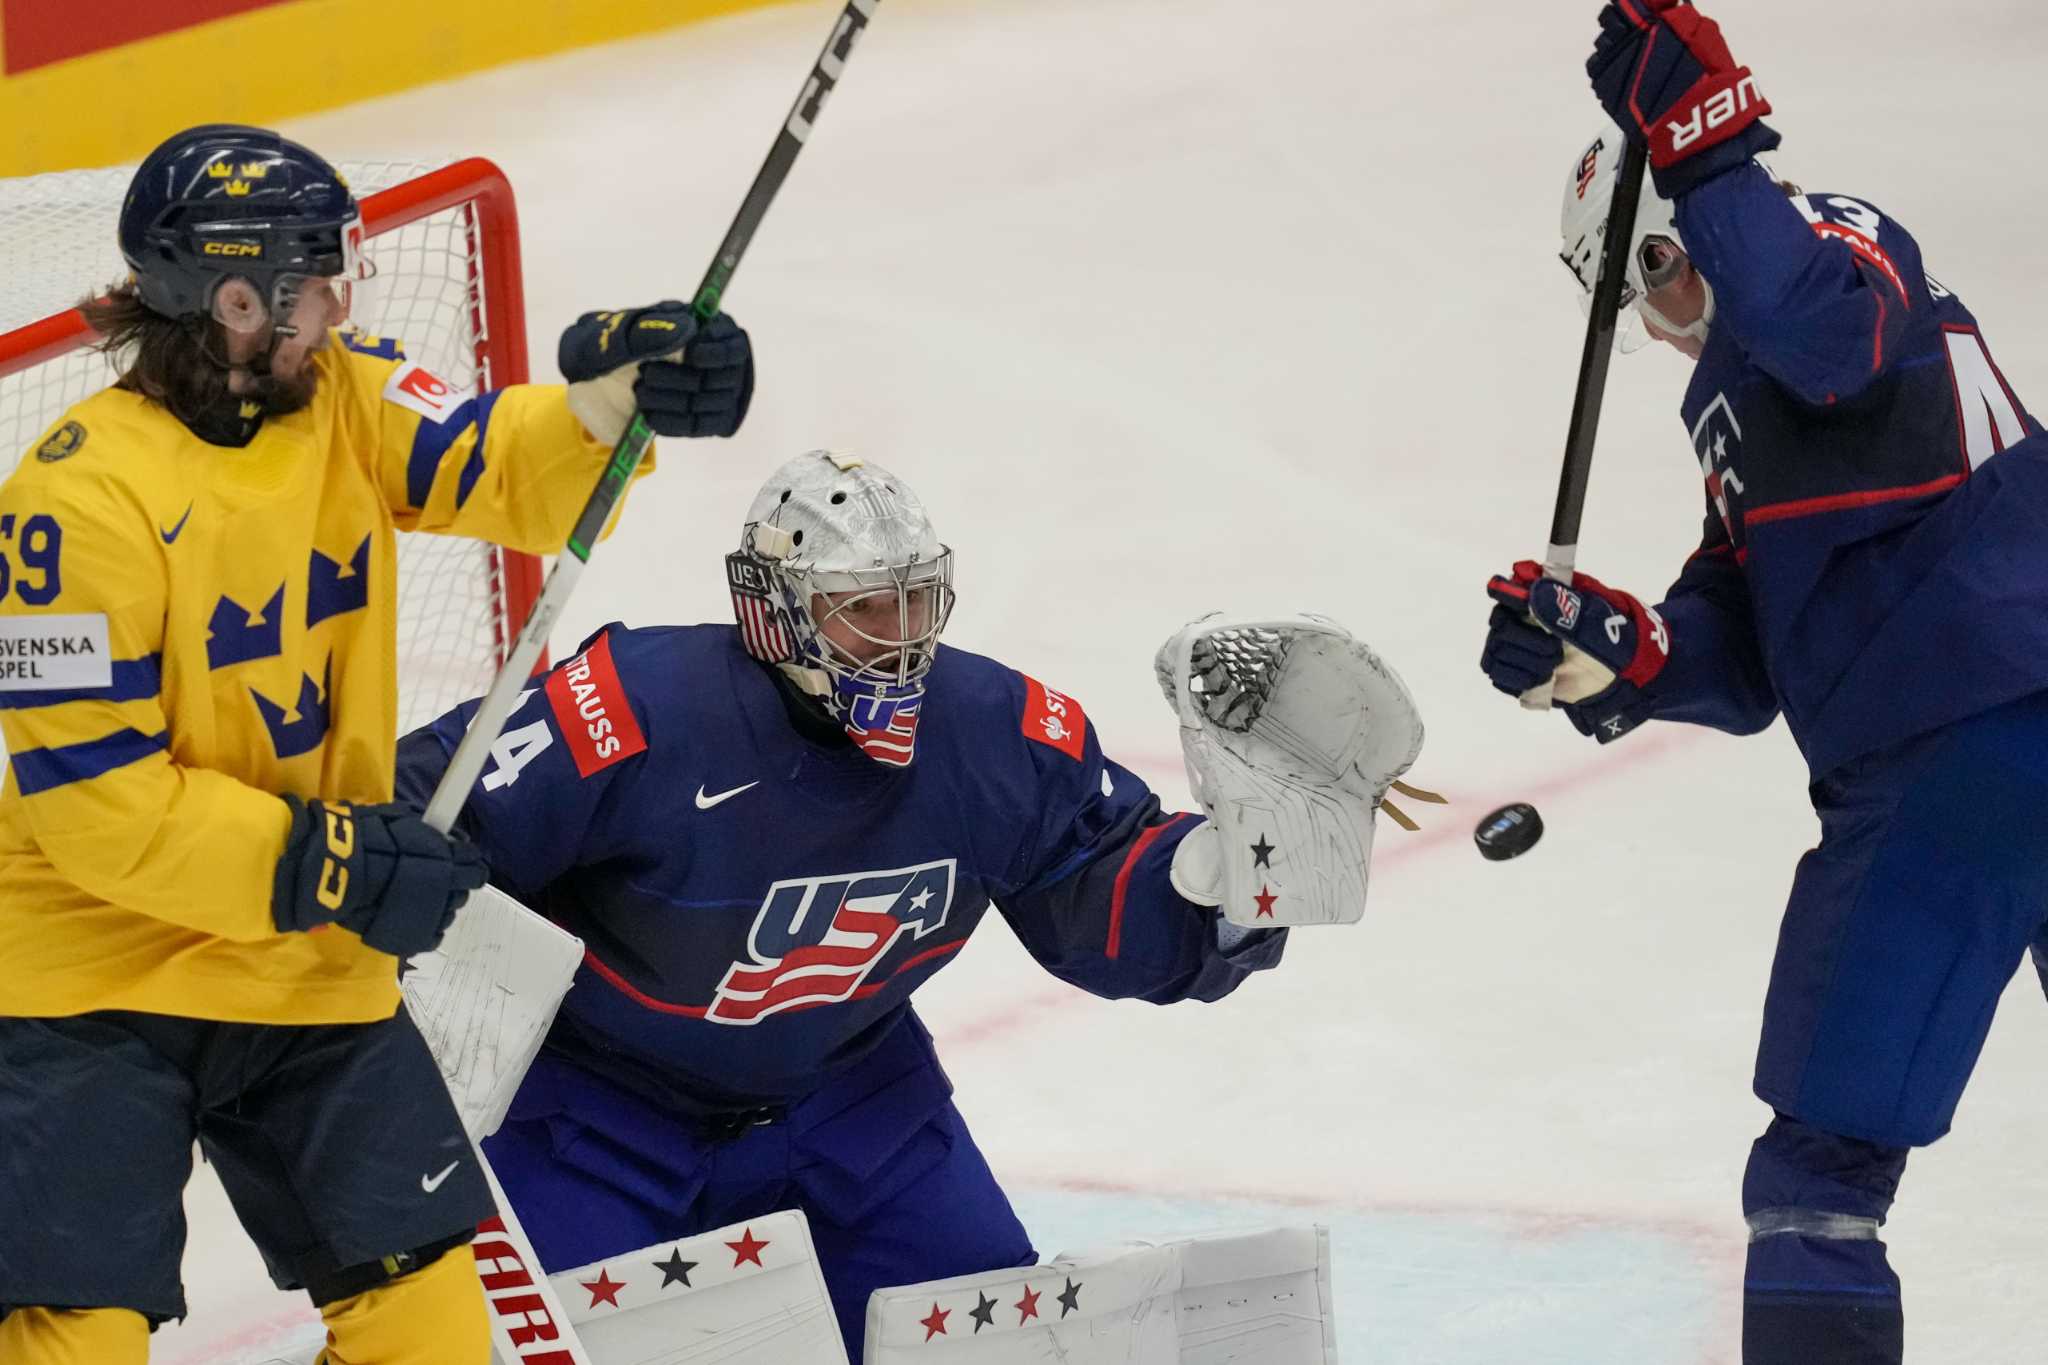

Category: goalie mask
[728, 450, 955, 767]
[1560, 121, 1714, 353]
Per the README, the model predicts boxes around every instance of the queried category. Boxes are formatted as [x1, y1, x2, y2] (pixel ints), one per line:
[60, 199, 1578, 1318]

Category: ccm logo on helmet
[201, 240, 264, 258]
[1665, 75, 1764, 155]
[545, 630, 648, 778]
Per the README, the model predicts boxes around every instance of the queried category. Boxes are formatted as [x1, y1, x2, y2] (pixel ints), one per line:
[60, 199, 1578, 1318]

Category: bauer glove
[1482, 561, 1668, 742]
[272, 797, 488, 958]
[1587, 0, 1780, 199]
[560, 301, 755, 443]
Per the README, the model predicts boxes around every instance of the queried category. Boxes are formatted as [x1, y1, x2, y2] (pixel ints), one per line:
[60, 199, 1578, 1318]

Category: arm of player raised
[989, 680, 1285, 1005]
[1676, 161, 1914, 405]
[345, 341, 653, 553]
[0, 478, 291, 940]
[393, 625, 653, 902]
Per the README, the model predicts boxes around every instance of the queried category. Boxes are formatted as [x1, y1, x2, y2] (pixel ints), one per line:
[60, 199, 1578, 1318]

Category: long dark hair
[77, 282, 236, 427]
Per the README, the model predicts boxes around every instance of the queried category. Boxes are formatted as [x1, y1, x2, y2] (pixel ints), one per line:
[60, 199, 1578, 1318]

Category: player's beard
[242, 334, 326, 416]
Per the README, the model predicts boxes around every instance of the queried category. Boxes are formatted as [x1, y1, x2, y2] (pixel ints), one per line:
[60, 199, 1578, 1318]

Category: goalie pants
[0, 1006, 493, 1324]
[1743, 691, 2048, 1364]
[484, 1010, 1037, 1354]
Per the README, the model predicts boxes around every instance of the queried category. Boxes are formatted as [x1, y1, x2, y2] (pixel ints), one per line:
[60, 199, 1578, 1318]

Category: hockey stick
[422, 0, 882, 832]
[1520, 134, 1650, 712]
[410, 5, 885, 1362]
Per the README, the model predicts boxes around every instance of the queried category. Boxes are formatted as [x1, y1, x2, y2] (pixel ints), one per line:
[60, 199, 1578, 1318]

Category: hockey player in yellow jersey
[0, 125, 756, 1364]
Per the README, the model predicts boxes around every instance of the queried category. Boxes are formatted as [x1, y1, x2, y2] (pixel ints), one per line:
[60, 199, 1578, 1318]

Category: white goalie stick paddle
[407, 3, 887, 1360]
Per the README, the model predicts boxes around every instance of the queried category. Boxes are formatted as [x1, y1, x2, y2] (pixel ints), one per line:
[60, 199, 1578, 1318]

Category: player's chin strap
[1638, 274, 1715, 347]
[1155, 613, 1443, 928]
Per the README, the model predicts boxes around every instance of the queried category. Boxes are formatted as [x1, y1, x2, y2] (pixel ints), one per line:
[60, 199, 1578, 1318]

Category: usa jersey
[1638, 160, 2048, 777]
[0, 333, 643, 1024]
[394, 624, 1285, 1112]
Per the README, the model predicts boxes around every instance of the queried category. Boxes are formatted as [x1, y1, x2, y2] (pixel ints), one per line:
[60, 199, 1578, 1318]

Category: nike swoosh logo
[420, 1161, 461, 1193]
[695, 781, 760, 810]
[160, 503, 193, 544]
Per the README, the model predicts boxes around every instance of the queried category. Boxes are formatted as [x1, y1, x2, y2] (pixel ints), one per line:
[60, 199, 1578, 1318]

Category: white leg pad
[539, 1209, 848, 1365]
[402, 882, 584, 1140]
[864, 1225, 1335, 1364]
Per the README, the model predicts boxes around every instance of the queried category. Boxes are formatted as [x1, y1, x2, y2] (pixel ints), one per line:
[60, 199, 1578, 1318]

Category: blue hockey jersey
[394, 624, 1285, 1115]
[1634, 159, 2048, 778]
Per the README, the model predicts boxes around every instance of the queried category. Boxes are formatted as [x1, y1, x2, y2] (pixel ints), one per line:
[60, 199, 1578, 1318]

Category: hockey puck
[1474, 803, 1543, 861]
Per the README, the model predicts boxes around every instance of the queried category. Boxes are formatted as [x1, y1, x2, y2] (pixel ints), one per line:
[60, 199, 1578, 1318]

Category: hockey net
[0, 158, 543, 734]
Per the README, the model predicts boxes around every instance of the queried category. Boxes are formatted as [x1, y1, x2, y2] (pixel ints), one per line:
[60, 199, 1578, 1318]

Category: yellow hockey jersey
[0, 333, 645, 1025]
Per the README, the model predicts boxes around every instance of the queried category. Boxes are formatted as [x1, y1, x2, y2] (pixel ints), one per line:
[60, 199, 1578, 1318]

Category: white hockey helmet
[1559, 121, 1710, 352]
[727, 450, 955, 766]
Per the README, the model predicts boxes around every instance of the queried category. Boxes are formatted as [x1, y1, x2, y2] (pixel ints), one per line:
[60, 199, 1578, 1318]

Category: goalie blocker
[1156, 613, 1441, 927]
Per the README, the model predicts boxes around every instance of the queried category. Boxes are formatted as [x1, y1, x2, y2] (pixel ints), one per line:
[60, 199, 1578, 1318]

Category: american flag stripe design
[732, 591, 791, 661]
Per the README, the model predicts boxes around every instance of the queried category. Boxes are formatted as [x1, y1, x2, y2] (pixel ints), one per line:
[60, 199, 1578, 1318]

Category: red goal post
[0, 156, 544, 733]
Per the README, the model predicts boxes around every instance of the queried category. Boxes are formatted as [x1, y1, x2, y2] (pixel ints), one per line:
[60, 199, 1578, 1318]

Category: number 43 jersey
[1643, 159, 2048, 778]
[394, 623, 1286, 1112]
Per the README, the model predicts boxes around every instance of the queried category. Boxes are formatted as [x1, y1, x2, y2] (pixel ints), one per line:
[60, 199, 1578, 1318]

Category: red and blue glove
[1587, 0, 1780, 199]
[1481, 561, 1670, 742]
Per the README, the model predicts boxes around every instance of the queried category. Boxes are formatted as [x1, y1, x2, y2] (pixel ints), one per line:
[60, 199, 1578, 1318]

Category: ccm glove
[559, 301, 755, 443]
[1482, 561, 1669, 742]
[272, 797, 488, 957]
[1587, 0, 1780, 198]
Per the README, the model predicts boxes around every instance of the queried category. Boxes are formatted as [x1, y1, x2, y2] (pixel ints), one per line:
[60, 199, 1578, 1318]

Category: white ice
[144, 1, 2048, 1360]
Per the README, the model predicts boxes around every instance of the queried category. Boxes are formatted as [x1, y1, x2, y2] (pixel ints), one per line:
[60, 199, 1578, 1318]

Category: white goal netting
[0, 159, 533, 735]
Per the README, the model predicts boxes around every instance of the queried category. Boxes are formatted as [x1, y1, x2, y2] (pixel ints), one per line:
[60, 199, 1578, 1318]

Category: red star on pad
[920, 1302, 951, 1340]
[1016, 1283, 1042, 1324]
[1254, 886, 1278, 918]
[726, 1227, 770, 1267]
[581, 1268, 625, 1309]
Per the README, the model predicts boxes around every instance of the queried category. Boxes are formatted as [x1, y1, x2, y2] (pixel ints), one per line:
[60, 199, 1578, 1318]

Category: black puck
[1474, 802, 1544, 861]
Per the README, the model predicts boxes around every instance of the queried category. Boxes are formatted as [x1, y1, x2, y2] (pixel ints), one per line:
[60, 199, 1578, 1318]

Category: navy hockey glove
[271, 797, 488, 957]
[1482, 561, 1669, 742]
[1587, 0, 1780, 199]
[559, 302, 755, 441]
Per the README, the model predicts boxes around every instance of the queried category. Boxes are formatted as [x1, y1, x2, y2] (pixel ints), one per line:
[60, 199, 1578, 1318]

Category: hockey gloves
[272, 797, 488, 958]
[1482, 561, 1669, 743]
[1587, 0, 1780, 199]
[559, 301, 755, 444]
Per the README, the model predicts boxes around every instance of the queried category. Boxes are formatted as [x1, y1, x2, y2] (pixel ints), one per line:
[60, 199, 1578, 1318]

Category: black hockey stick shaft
[1521, 136, 1649, 712]
[425, 0, 884, 831]
[1547, 136, 1648, 576]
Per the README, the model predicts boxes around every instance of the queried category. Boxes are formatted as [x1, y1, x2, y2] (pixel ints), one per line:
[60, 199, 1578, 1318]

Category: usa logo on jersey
[708, 859, 957, 1024]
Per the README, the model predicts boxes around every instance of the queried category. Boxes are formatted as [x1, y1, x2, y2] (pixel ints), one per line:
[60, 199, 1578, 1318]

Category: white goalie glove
[1155, 613, 1441, 928]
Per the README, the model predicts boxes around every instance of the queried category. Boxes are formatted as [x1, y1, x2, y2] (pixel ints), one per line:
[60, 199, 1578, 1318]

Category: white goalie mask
[1560, 121, 1714, 352]
[727, 450, 956, 767]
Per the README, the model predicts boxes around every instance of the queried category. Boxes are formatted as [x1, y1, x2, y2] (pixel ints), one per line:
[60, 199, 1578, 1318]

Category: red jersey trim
[1107, 813, 1193, 960]
[545, 631, 648, 778]
[1744, 474, 1966, 528]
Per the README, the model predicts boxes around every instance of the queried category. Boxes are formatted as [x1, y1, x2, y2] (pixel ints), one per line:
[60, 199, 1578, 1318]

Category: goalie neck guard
[727, 450, 955, 768]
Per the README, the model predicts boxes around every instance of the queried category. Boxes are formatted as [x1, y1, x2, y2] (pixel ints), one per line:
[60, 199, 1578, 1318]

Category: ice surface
[149, 1, 2048, 1360]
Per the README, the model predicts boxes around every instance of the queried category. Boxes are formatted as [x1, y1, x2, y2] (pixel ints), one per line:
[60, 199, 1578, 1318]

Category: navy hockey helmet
[118, 123, 366, 323]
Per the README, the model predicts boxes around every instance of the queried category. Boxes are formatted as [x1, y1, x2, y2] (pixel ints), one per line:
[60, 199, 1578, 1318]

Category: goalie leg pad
[865, 1225, 1335, 1364]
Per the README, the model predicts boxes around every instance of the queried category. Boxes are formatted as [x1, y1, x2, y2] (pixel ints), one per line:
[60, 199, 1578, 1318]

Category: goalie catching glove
[559, 300, 755, 443]
[1156, 613, 1441, 928]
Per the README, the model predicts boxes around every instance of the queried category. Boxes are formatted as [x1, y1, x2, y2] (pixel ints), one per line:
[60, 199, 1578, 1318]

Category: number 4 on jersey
[481, 689, 552, 791]
[1944, 327, 2029, 470]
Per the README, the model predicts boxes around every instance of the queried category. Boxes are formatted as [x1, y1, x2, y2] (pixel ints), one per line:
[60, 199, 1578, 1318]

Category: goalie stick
[411, 4, 885, 1361]
[1521, 135, 1650, 712]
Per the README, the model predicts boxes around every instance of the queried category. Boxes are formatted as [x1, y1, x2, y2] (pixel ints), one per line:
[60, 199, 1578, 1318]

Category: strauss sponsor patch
[545, 631, 647, 777]
[1020, 675, 1086, 760]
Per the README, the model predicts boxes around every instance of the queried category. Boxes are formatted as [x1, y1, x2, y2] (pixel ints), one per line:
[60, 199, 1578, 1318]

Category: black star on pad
[970, 1291, 998, 1333]
[652, 1246, 697, 1289]
[1058, 1277, 1083, 1318]
[1250, 835, 1274, 868]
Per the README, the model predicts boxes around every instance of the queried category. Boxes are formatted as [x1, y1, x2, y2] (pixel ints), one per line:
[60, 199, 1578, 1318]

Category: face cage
[782, 550, 956, 693]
